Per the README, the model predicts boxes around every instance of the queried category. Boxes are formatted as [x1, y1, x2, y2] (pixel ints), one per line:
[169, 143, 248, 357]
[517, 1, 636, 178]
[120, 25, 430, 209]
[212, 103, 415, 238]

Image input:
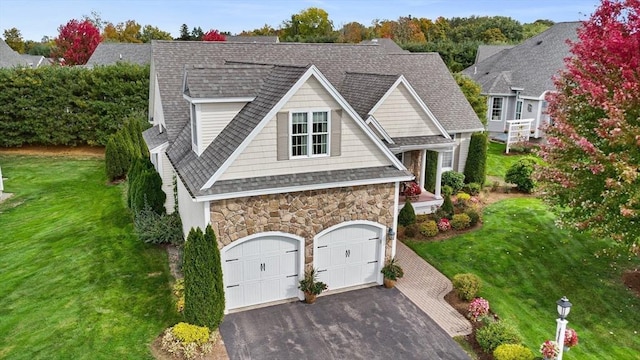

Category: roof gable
[86, 42, 151, 67]
[463, 22, 581, 97]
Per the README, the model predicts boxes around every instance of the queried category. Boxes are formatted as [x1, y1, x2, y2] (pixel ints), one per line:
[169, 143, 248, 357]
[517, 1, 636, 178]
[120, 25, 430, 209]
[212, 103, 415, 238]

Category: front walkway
[395, 241, 473, 337]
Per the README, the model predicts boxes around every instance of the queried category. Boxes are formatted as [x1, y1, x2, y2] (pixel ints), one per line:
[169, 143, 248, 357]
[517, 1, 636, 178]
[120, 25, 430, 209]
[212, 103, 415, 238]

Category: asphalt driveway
[219, 286, 471, 360]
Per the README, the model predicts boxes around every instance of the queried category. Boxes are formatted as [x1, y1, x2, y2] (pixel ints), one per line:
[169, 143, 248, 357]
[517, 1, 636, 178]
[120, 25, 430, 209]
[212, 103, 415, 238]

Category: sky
[0, 0, 603, 42]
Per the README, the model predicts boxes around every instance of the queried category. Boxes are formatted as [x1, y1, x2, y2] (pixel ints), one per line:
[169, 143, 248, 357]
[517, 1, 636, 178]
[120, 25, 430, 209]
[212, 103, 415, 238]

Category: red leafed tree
[537, 0, 640, 253]
[202, 29, 226, 41]
[53, 19, 101, 65]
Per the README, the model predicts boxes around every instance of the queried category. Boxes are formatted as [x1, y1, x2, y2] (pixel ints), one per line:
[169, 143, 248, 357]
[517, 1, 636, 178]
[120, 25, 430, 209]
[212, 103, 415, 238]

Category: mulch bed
[0, 145, 105, 157]
[444, 291, 494, 360]
[622, 269, 640, 298]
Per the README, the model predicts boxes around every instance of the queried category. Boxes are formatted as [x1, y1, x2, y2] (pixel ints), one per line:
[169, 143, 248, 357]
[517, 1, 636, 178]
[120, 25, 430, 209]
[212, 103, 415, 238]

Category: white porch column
[391, 181, 400, 258]
[434, 151, 443, 199]
[419, 149, 427, 190]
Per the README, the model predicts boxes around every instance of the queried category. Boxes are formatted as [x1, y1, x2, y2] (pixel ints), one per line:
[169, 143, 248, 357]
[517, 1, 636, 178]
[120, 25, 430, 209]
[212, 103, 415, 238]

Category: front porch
[398, 190, 443, 215]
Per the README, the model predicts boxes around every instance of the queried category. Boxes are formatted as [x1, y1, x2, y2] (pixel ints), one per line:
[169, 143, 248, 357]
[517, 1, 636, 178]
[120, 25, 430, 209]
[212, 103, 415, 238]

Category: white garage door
[315, 223, 383, 291]
[223, 235, 300, 310]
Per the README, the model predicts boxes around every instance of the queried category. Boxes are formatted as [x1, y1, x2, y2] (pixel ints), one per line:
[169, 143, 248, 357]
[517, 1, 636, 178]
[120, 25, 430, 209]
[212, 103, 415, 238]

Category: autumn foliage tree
[53, 19, 101, 65]
[537, 0, 640, 253]
[202, 29, 226, 41]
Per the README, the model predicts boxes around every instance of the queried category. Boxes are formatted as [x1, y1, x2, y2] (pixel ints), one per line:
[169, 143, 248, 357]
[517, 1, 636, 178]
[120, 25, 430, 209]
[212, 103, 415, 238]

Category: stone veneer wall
[210, 184, 396, 264]
[408, 150, 422, 185]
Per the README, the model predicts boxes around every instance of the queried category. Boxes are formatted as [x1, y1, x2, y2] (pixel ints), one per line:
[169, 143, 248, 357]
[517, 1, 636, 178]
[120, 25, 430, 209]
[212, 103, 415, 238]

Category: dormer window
[290, 110, 329, 158]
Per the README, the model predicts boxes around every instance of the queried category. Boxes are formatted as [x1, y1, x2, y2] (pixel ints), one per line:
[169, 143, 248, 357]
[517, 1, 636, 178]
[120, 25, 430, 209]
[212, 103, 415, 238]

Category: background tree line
[3, 7, 553, 70]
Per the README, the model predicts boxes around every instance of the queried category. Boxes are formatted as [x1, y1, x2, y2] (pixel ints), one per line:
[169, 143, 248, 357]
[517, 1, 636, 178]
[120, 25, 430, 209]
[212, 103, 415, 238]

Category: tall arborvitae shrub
[206, 226, 225, 328]
[425, 150, 438, 193]
[127, 157, 154, 209]
[398, 200, 417, 226]
[184, 226, 224, 329]
[464, 132, 488, 185]
[442, 195, 454, 219]
[105, 132, 132, 182]
[131, 168, 166, 214]
[126, 115, 149, 158]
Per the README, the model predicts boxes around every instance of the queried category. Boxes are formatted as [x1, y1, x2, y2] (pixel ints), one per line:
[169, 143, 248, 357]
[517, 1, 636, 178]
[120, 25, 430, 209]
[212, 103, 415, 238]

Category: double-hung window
[442, 150, 454, 171]
[291, 110, 329, 158]
[490, 97, 504, 121]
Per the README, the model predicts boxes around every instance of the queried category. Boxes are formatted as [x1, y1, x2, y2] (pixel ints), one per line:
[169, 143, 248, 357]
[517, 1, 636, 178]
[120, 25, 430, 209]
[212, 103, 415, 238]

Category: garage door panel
[224, 235, 301, 310]
[315, 223, 382, 291]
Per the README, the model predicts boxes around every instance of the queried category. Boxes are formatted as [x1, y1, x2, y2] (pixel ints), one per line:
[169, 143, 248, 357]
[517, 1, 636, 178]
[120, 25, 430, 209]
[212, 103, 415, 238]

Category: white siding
[218, 76, 392, 181]
[200, 102, 246, 151]
[151, 75, 165, 129]
[177, 178, 206, 237]
[159, 151, 176, 213]
[455, 132, 472, 173]
[372, 83, 441, 137]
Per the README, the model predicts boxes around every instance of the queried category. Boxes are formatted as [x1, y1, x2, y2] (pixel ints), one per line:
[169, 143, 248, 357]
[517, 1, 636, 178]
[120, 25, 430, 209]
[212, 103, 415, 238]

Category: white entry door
[315, 223, 382, 291]
[223, 235, 300, 310]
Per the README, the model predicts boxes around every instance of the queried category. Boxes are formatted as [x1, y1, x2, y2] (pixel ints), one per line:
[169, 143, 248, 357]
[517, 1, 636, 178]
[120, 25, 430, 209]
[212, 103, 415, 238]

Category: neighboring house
[85, 42, 152, 67]
[473, 44, 513, 64]
[359, 38, 409, 54]
[21, 54, 51, 68]
[462, 22, 580, 138]
[0, 39, 29, 68]
[143, 40, 483, 312]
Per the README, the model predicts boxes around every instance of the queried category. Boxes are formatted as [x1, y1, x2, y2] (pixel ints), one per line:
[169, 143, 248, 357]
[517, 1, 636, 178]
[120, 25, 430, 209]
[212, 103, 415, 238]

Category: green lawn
[486, 141, 529, 178]
[0, 155, 178, 359]
[407, 198, 640, 360]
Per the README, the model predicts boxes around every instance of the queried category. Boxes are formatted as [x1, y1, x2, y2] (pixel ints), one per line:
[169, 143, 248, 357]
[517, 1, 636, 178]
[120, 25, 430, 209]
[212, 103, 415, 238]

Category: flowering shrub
[403, 181, 422, 197]
[539, 340, 559, 359]
[437, 218, 451, 231]
[467, 297, 490, 321]
[564, 328, 579, 347]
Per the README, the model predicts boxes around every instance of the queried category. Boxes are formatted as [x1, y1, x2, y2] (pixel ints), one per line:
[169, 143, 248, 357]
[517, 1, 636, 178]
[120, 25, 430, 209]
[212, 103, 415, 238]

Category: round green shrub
[451, 213, 471, 230]
[404, 223, 419, 238]
[465, 208, 481, 226]
[465, 182, 482, 195]
[420, 220, 439, 237]
[452, 273, 481, 301]
[505, 157, 539, 193]
[476, 321, 522, 353]
[493, 344, 535, 360]
[398, 201, 417, 226]
[442, 171, 465, 193]
[442, 185, 454, 197]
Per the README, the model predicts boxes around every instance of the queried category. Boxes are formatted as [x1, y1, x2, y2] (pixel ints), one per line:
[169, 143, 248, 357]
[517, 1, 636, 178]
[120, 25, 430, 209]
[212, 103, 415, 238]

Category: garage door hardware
[317, 245, 328, 249]
[345, 249, 351, 257]
[286, 274, 298, 278]
[367, 260, 378, 264]
[286, 249, 298, 253]
[369, 237, 380, 240]
[226, 258, 239, 262]
[227, 284, 239, 288]
[260, 263, 266, 271]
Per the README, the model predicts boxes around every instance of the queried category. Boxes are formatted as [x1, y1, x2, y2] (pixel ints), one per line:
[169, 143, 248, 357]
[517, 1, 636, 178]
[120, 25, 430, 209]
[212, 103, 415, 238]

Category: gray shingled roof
[462, 22, 581, 97]
[387, 136, 454, 151]
[0, 39, 28, 68]
[340, 72, 400, 118]
[184, 65, 273, 98]
[359, 38, 408, 54]
[21, 54, 49, 68]
[197, 166, 413, 197]
[168, 65, 310, 196]
[474, 45, 514, 64]
[151, 40, 483, 143]
[226, 35, 279, 43]
[142, 125, 168, 150]
[86, 42, 151, 67]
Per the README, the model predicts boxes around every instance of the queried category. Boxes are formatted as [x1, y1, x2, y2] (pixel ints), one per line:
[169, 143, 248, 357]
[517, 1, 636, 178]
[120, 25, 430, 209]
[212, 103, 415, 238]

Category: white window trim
[190, 102, 200, 153]
[489, 97, 505, 122]
[288, 109, 331, 159]
[442, 149, 454, 171]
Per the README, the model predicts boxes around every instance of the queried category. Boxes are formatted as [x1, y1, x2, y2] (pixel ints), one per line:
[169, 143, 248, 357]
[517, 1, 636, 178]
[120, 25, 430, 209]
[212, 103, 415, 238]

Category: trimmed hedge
[0, 63, 149, 147]
[452, 273, 481, 301]
[442, 171, 465, 193]
[493, 344, 535, 360]
[476, 321, 523, 353]
[505, 157, 539, 193]
[130, 168, 166, 215]
[464, 132, 488, 185]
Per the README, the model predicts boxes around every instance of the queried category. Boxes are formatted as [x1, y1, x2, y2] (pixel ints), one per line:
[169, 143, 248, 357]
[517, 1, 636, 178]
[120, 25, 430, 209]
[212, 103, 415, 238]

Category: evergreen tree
[105, 134, 124, 182]
[425, 151, 438, 193]
[398, 200, 416, 226]
[184, 226, 224, 329]
[130, 168, 166, 214]
[207, 226, 225, 328]
[464, 132, 488, 185]
[178, 24, 190, 40]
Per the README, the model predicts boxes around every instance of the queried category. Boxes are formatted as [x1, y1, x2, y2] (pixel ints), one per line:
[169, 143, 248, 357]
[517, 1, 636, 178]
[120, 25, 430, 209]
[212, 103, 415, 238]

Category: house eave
[193, 175, 414, 202]
[182, 94, 255, 103]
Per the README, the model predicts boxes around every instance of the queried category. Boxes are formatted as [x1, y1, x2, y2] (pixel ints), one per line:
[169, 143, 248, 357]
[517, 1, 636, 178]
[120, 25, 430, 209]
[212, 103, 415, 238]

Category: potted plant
[403, 181, 422, 201]
[381, 257, 404, 288]
[564, 328, 579, 351]
[539, 340, 560, 360]
[298, 268, 327, 304]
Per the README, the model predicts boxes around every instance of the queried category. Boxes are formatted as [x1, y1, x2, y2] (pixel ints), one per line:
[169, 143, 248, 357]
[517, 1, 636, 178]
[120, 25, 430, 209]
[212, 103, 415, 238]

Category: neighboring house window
[290, 110, 329, 158]
[490, 97, 504, 121]
[515, 99, 523, 120]
[442, 150, 454, 170]
[190, 103, 198, 147]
